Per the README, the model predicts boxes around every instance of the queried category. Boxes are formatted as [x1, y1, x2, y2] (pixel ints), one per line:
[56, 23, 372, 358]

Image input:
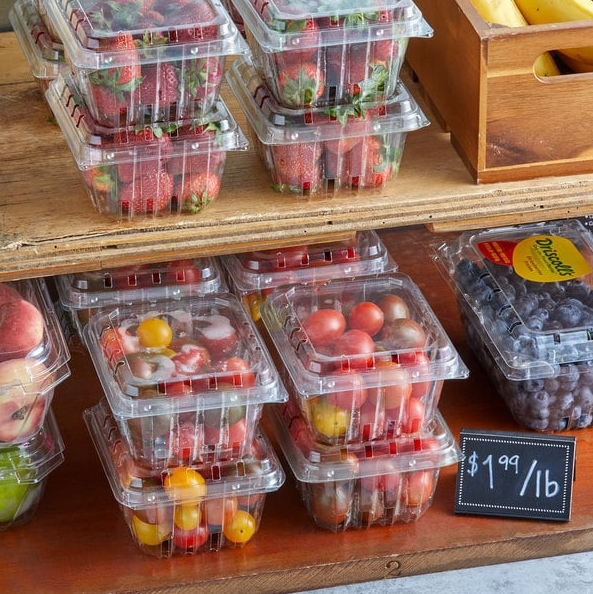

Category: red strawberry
[167, 122, 224, 176]
[273, 14, 320, 67]
[119, 169, 173, 214]
[270, 142, 323, 194]
[88, 84, 128, 124]
[113, 126, 173, 182]
[166, 1, 218, 42]
[181, 57, 224, 104]
[341, 135, 395, 189]
[84, 165, 116, 194]
[173, 171, 220, 213]
[346, 43, 391, 101]
[277, 62, 325, 108]
[138, 63, 180, 107]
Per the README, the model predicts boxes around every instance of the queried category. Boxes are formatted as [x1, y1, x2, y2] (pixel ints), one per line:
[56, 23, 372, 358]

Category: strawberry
[83, 165, 116, 195]
[276, 62, 326, 108]
[273, 14, 320, 67]
[138, 63, 180, 107]
[341, 135, 396, 189]
[113, 125, 173, 182]
[167, 121, 224, 176]
[345, 44, 391, 101]
[270, 142, 323, 194]
[166, 1, 218, 42]
[119, 169, 173, 214]
[173, 171, 220, 213]
[181, 57, 224, 105]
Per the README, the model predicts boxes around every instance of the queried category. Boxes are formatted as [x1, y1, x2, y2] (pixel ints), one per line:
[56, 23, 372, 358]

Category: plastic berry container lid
[231, 0, 432, 52]
[55, 257, 227, 310]
[83, 293, 287, 418]
[432, 219, 593, 380]
[259, 273, 468, 397]
[45, 70, 249, 169]
[226, 54, 429, 145]
[0, 408, 65, 484]
[223, 230, 398, 293]
[9, 0, 64, 81]
[43, 0, 248, 69]
[267, 397, 461, 484]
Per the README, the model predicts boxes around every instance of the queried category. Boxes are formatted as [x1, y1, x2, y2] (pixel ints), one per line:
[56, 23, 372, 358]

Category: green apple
[0, 447, 33, 523]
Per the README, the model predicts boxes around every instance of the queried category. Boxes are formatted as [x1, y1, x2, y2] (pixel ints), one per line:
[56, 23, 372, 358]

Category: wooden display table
[2, 226, 593, 594]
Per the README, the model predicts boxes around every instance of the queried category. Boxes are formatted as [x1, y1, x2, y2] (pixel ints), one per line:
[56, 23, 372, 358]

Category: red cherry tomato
[301, 308, 346, 349]
[367, 360, 412, 410]
[399, 350, 432, 400]
[333, 329, 376, 369]
[348, 302, 384, 336]
[405, 470, 434, 507]
[401, 397, 426, 434]
[216, 356, 256, 388]
[380, 318, 427, 350]
[359, 398, 385, 440]
[205, 496, 238, 527]
[172, 522, 209, 550]
[324, 369, 368, 410]
[310, 482, 352, 528]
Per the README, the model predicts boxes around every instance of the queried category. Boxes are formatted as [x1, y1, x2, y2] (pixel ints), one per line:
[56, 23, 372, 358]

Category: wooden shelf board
[3, 32, 593, 280]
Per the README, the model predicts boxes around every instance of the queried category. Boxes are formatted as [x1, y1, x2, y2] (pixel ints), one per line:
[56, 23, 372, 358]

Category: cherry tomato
[380, 318, 427, 350]
[170, 339, 210, 374]
[310, 482, 351, 528]
[377, 294, 410, 322]
[172, 522, 209, 550]
[216, 356, 256, 388]
[324, 369, 368, 410]
[167, 259, 204, 284]
[163, 467, 207, 505]
[131, 513, 171, 546]
[359, 399, 385, 440]
[333, 329, 376, 369]
[205, 496, 238, 527]
[137, 317, 173, 348]
[301, 308, 346, 349]
[173, 504, 202, 531]
[223, 509, 257, 544]
[311, 398, 351, 438]
[358, 486, 384, 525]
[399, 350, 432, 400]
[405, 470, 434, 507]
[401, 397, 426, 434]
[348, 301, 384, 336]
[367, 360, 412, 410]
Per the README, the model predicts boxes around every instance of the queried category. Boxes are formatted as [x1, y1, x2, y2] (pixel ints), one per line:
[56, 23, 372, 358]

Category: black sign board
[455, 429, 576, 522]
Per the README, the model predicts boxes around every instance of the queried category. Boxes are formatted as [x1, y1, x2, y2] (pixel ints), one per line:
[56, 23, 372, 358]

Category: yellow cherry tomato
[173, 504, 202, 531]
[311, 399, 351, 438]
[136, 317, 173, 348]
[163, 467, 207, 505]
[130, 514, 171, 546]
[223, 509, 257, 544]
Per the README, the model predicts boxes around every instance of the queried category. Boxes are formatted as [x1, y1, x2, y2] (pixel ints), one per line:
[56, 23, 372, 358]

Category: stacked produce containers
[226, 0, 432, 196]
[0, 278, 71, 528]
[35, 0, 250, 219]
[258, 273, 468, 530]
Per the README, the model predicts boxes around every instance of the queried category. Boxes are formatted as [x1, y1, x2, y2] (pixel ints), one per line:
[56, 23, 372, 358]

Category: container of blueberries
[433, 219, 593, 432]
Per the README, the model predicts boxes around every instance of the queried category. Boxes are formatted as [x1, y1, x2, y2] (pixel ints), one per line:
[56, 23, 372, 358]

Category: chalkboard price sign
[455, 429, 576, 522]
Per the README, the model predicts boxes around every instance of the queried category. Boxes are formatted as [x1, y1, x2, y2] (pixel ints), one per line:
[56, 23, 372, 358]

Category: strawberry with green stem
[181, 56, 224, 111]
[276, 62, 326, 108]
[173, 171, 220, 213]
[118, 168, 174, 214]
[269, 142, 323, 195]
[341, 134, 399, 188]
[167, 121, 224, 177]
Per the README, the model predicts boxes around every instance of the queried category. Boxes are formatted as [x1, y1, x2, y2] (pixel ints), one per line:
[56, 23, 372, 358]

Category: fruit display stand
[4, 30, 593, 282]
[4, 27, 593, 594]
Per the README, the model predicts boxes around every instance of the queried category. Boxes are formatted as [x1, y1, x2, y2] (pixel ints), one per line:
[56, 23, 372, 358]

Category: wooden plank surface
[3, 31, 593, 281]
[2, 226, 593, 594]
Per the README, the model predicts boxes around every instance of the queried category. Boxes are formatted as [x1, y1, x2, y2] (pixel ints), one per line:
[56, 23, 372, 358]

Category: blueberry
[566, 280, 590, 301]
[514, 293, 539, 319]
[552, 299, 583, 328]
[522, 378, 545, 393]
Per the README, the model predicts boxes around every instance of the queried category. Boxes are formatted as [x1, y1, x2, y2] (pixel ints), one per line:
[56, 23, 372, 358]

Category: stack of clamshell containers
[226, 0, 432, 196]
[0, 279, 71, 530]
[36, 0, 249, 219]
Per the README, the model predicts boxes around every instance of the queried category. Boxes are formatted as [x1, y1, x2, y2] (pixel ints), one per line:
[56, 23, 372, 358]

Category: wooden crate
[406, 0, 593, 183]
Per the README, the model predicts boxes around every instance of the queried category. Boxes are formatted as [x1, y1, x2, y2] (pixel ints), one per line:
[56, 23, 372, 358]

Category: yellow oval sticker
[512, 235, 591, 282]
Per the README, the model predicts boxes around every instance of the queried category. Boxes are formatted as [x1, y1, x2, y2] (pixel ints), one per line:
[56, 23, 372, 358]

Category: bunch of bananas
[469, 0, 593, 74]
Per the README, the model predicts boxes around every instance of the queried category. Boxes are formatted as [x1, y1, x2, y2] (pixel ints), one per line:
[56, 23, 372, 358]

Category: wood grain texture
[2, 227, 593, 594]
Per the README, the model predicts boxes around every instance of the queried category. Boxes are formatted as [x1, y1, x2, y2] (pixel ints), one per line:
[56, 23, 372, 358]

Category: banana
[469, 0, 561, 76]
[514, 0, 593, 70]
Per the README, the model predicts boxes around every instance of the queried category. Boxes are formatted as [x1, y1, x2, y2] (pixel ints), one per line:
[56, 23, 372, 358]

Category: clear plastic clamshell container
[433, 219, 593, 432]
[0, 278, 71, 446]
[0, 408, 65, 530]
[84, 398, 285, 557]
[9, 0, 65, 95]
[266, 397, 461, 531]
[55, 257, 227, 341]
[230, 0, 432, 108]
[83, 293, 286, 468]
[223, 230, 398, 321]
[43, 0, 248, 126]
[226, 55, 429, 196]
[259, 273, 468, 445]
[46, 71, 248, 219]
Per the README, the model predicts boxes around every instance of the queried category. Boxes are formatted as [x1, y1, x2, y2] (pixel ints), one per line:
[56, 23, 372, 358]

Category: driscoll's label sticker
[478, 235, 591, 282]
